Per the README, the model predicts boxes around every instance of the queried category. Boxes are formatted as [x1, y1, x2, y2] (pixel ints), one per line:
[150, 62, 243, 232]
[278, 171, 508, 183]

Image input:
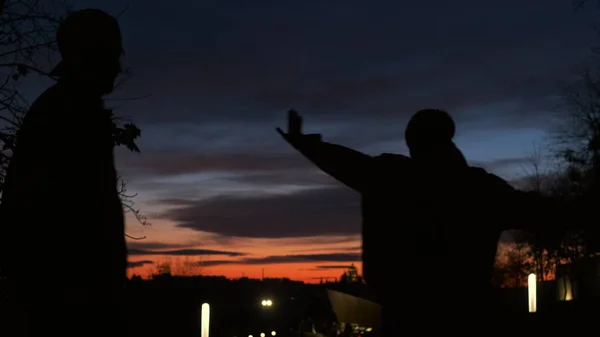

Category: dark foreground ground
[2, 278, 599, 336]
[493, 301, 599, 337]
[126, 283, 600, 337]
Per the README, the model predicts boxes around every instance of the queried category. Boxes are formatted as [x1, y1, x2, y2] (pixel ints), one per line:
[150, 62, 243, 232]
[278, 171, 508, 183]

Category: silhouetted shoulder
[467, 166, 515, 194]
[373, 152, 411, 164]
[372, 153, 412, 172]
[3, 84, 70, 194]
[368, 153, 412, 182]
[21, 84, 67, 128]
[14, 83, 103, 161]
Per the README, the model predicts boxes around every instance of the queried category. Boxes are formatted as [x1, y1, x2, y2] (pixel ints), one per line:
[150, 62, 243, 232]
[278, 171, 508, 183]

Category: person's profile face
[102, 57, 122, 94]
[92, 49, 122, 94]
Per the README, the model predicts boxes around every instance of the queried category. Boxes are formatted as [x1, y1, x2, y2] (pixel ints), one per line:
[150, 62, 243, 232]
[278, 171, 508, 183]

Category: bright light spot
[266, 300, 272, 306]
[271, 332, 276, 336]
[260, 333, 265, 337]
[528, 273, 537, 313]
[249, 335, 253, 337]
[366, 328, 372, 332]
[261, 300, 267, 306]
[558, 275, 574, 301]
[201, 303, 210, 337]
[261, 299, 273, 307]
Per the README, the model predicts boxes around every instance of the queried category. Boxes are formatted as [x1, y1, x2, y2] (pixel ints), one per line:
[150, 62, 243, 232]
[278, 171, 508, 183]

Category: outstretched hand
[276, 109, 304, 145]
[277, 109, 322, 148]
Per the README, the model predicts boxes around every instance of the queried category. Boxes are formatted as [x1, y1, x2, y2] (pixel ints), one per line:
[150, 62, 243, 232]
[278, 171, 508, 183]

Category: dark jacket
[290, 135, 579, 333]
[0, 82, 126, 285]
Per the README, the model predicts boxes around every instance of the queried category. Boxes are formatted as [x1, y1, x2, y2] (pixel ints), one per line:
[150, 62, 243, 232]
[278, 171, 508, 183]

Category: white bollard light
[201, 303, 210, 337]
[528, 273, 537, 313]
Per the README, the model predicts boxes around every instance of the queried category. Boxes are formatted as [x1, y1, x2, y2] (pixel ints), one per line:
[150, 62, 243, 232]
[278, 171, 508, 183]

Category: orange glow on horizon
[127, 256, 362, 284]
[124, 231, 521, 284]
[125, 221, 363, 284]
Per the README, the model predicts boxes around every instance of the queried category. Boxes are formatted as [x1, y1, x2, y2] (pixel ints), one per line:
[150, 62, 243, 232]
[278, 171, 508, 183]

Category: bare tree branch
[573, 0, 600, 11]
[125, 233, 146, 240]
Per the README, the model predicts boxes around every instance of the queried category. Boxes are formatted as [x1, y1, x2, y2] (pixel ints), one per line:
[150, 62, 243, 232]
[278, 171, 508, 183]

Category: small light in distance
[249, 335, 253, 337]
[271, 332, 276, 336]
[260, 333, 265, 337]
[266, 300, 272, 306]
[261, 300, 267, 306]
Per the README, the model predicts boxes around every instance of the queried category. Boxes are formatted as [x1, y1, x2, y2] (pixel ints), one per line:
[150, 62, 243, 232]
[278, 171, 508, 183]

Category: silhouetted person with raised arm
[0, 9, 127, 336]
[278, 109, 584, 336]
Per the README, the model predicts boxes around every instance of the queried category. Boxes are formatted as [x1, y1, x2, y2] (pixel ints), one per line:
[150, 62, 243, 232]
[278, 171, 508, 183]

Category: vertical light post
[201, 303, 210, 337]
[528, 273, 537, 313]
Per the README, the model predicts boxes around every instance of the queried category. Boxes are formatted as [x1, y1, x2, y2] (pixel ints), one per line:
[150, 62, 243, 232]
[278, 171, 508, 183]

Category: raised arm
[277, 109, 373, 193]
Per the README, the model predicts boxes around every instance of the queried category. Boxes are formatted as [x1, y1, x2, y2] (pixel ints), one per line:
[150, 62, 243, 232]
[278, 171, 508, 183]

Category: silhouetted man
[277, 109, 575, 336]
[0, 9, 127, 336]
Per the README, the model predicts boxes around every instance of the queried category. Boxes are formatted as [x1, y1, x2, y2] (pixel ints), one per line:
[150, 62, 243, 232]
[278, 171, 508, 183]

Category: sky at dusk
[23, 0, 600, 282]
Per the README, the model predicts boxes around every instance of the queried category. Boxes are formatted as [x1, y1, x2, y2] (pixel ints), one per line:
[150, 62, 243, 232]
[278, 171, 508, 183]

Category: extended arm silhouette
[277, 109, 409, 192]
[277, 109, 370, 192]
[467, 165, 592, 231]
[278, 109, 590, 232]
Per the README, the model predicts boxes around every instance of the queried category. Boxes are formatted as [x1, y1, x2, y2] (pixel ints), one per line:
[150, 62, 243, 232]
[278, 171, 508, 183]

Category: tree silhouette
[512, 2, 600, 272]
[145, 257, 204, 278]
[494, 243, 532, 288]
[573, 0, 600, 10]
[514, 146, 561, 284]
[0, 0, 61, 194]
[549, 46, 600, 258]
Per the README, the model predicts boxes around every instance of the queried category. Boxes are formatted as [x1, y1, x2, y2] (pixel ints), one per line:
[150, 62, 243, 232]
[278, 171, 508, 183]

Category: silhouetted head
[405, 109, 466, 167]
[50, 9, 123, 95]
[405, 109, 455, 151]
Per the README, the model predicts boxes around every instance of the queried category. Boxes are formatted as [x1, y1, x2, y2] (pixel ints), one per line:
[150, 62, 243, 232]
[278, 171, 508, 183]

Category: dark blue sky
[26, 0, 600, 278]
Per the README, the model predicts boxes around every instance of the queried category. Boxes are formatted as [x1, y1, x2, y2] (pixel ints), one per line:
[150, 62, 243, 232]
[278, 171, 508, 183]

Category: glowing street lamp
[261, 299, 273, 307]
[271, 332, 276, 336]
[528, 273, 537, 313]
[201, 303, 210, 337]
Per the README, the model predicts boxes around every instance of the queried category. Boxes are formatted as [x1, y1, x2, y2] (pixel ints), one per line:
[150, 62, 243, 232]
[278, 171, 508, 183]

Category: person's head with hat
[51, 8, 123, 95]
[404, 109, 467, 167]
